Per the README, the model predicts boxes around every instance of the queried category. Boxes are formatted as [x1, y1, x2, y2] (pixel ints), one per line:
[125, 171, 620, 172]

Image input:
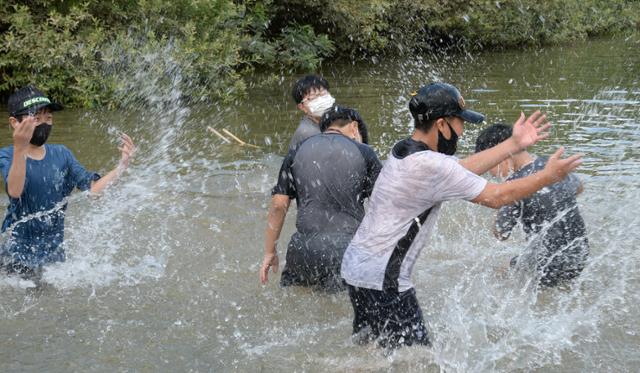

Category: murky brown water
[1, 36, 639, 372]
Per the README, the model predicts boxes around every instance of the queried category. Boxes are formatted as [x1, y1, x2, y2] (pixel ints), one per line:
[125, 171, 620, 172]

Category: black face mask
[30, 123, 52, 146]
[437, 121, 458, 155]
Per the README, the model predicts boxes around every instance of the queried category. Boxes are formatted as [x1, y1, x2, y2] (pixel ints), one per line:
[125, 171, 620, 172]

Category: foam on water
[0, 42, 201, 293]
[422, 88, 640, 372]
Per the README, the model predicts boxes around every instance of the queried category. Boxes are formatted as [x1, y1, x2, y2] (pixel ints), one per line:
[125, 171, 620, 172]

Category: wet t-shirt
[495, 156, 588, 265]
[288, 116, 320, 152]
[0, 144, 100, 268]
[341, 138, 487, 292]
[274, 132, 382, 236]
[274, 132, 382, 289]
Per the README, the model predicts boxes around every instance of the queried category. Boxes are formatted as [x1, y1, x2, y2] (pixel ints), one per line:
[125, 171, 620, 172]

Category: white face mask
[306, 94, 335, 118]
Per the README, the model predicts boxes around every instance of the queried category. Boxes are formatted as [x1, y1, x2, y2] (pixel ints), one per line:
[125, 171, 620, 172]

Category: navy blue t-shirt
[495, 156, 589, 280]
[0, 144, 100, 268]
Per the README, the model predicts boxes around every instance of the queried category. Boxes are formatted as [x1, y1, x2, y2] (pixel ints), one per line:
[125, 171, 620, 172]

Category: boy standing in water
[261, 106, 381, 291]
[475, 124, 589, 287]
[340, 82, 583, 349]
[288, 75, 336, 151]
[0, 85, 135, 279]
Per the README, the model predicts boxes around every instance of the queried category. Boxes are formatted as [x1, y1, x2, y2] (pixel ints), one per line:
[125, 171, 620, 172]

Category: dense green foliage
[1, 0, 638, 108]
[0, 0, 334, 107]
[270, 0, 640, 56]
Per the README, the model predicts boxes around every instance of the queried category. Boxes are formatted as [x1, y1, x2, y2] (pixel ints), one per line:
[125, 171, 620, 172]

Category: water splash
[1, 37, 639, 372]
[424, 87, 640, 372]
[0, 40, 216, 293]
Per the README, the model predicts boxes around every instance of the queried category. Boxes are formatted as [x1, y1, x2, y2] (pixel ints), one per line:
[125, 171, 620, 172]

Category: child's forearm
[460, 137, 520, 175]
[89, 165, 124, 194]
[7, 148, 28, 198]
[264, 199, 288, 255]
[473, 169, 554, 209]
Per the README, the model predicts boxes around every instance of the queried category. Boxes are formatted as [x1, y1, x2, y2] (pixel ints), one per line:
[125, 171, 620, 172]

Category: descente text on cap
[7, 85, 63, 117]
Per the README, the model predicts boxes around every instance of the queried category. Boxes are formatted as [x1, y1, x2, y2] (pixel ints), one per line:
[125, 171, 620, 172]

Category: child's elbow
[472, 193, 503, 209]
[270, 194, 291, 212]
[485, 197, 504, 209]
[7, 187, 22, 199]
[472, 183, 511, 209]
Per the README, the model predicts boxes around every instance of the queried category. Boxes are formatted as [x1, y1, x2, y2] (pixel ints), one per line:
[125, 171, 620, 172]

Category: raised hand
[543, 147, 583, 183]
[511, 111, 551, 151]
[118, 133, 136, 169]
[13, 115, 38, 150]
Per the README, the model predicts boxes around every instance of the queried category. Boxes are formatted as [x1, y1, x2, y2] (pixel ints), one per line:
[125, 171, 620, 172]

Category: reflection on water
[0, 36, 639, 371]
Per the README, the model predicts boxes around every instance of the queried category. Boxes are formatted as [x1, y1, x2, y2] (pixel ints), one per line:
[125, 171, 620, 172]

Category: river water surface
[1, 36, 639, 372]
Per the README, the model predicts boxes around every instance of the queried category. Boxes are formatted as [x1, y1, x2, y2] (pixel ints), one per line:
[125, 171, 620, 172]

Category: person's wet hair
[414, 117, 437, 132]
[319, 106, 369, 144]
[475, 123, 512, 153]
[291, 75, 330, 104]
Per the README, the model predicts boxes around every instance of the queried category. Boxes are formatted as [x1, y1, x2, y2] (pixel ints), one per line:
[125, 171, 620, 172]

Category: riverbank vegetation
[1, 0, 638, 107]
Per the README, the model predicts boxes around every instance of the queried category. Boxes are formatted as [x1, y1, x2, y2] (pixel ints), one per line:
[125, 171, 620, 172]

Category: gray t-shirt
[495, 156, 588, 266]
[288, 116, 320, 152]
[274, 133, 382, 236]
[274, 133, 382, 289]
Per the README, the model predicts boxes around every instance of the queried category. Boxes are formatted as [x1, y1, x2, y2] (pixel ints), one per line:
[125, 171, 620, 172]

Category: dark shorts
[0, 256, 43, 281]
[280, 232, 350, 292]
[1, 239, 65, 270]
[347, 285, 431, 349]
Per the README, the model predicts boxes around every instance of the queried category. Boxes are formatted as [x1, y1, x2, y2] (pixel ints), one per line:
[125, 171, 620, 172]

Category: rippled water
[1, 36, 639, 372]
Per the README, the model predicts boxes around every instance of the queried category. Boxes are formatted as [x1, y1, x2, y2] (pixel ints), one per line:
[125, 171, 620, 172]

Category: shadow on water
[0, 36, 639, 371]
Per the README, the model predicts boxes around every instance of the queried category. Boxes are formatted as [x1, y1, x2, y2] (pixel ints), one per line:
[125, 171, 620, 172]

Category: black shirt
[496, 156, 588, 258]
[273, 132, 382, 236]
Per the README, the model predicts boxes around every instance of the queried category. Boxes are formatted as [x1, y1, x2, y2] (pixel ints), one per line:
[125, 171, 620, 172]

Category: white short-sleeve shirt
[341, 138, 487, 292]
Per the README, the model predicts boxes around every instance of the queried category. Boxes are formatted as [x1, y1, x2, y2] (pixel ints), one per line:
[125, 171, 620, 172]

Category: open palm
[512, 111, 551, 150]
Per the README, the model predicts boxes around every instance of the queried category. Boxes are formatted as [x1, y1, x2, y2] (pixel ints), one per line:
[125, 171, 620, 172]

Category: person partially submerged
[340, 82, 583, 349]
[260, 106, 382, 291]
[0, 85, 136, 280]
[475, 123, 589, 287]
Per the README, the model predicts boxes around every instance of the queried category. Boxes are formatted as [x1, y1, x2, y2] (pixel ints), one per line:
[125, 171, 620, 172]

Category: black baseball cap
[7, 85, 63, 117]
[409, 82, 484, 124]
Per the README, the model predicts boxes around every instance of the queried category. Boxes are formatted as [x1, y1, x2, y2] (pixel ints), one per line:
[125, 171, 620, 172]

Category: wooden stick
[222, 128, 261, 149]
[207, 126, 231, 143]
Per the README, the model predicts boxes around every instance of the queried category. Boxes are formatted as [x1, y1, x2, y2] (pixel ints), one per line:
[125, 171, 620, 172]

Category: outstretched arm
[460, 111, 551, 175]
[90, 133, 135, 194]
[472, 147, 582, 209]
[260, 194, 290, 284]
